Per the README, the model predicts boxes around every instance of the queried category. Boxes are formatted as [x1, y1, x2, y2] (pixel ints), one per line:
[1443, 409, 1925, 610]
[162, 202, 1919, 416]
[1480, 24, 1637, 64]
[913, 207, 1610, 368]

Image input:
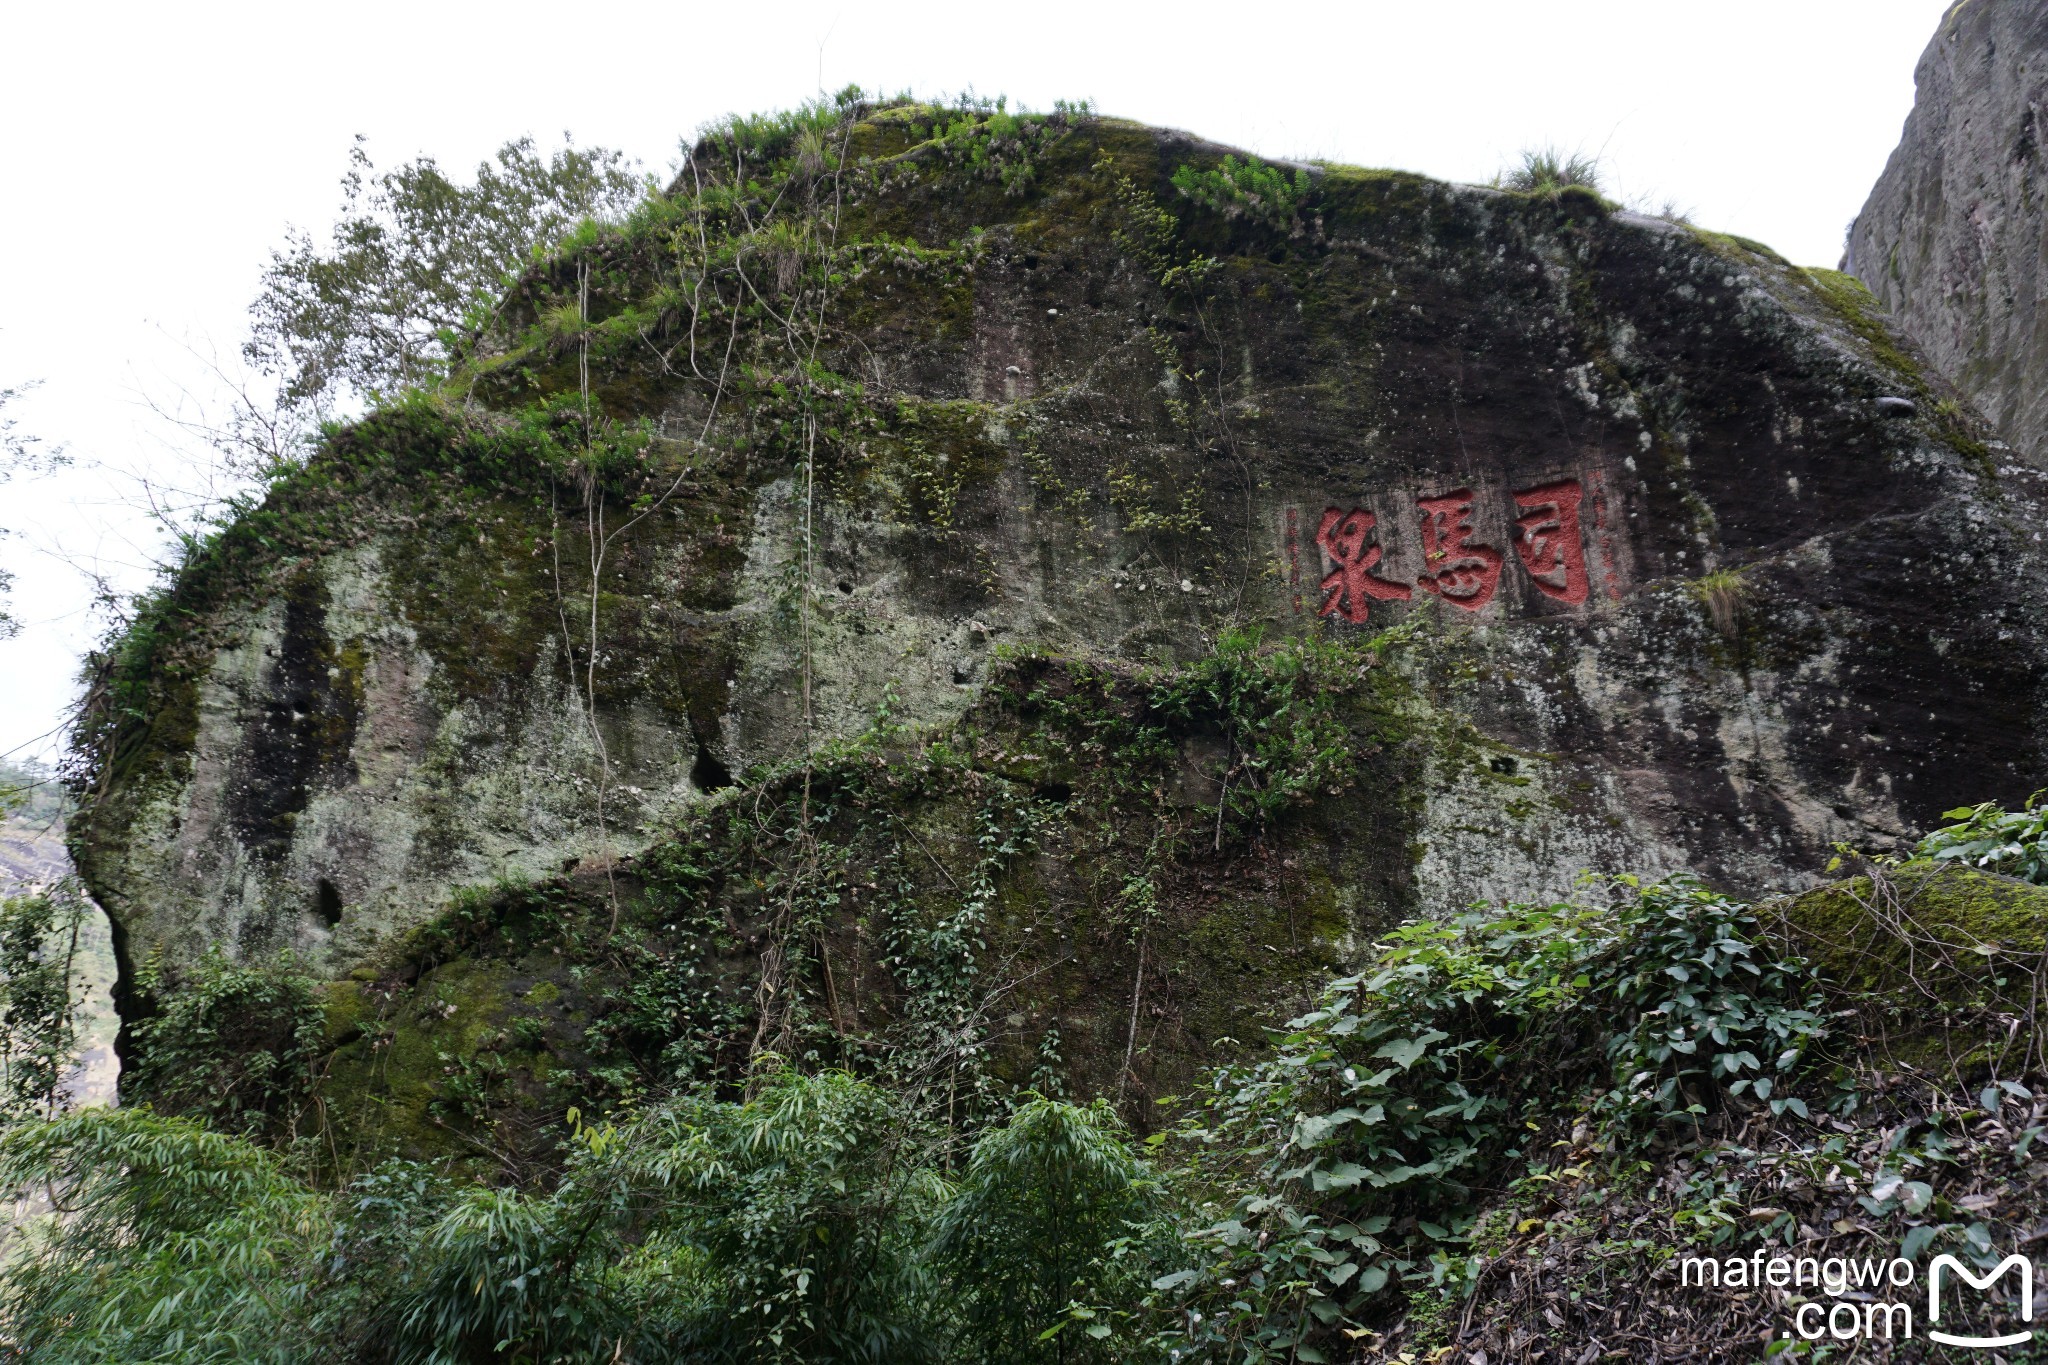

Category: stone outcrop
[1848, 0, 2048, 463]
[66, 104, 2048, 1148]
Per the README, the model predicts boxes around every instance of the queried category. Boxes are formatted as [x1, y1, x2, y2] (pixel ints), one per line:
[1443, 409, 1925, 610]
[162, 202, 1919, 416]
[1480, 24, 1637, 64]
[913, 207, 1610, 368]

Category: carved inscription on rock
[1416, 488, 1504, 610]
[1283, 473, 1624, 623]
[1315, 507, 1412, 624]
[1511, 479, 1590, 605]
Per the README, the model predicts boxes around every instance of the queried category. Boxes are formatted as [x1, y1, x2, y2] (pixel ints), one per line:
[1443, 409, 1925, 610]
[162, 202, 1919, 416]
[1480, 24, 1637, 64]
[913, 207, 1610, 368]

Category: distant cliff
[1848, 0, 2048, 462]
[0, 773, 70, 892]
[0, 819, 66, 893]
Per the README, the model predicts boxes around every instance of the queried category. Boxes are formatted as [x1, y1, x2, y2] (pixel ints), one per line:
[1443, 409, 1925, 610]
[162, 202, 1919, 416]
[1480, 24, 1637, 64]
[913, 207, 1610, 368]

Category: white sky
[0, 0, 1949, 764]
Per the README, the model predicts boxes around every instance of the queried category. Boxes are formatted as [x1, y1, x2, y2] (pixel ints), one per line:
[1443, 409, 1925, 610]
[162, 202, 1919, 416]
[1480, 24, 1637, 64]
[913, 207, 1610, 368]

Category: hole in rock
[692, 744, 734, 792]
[314, 878, 344, 928]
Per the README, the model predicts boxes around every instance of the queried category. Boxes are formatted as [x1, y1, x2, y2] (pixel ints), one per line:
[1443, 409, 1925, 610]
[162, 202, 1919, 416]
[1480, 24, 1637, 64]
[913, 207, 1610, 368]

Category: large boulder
[67, 103, 2048, 1138]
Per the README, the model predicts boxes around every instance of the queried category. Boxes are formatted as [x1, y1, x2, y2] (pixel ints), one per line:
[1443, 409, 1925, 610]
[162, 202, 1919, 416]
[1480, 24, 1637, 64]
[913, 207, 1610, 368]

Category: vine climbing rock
[66, 100, 2048, 1141]
[1847, 0, 2048, 463]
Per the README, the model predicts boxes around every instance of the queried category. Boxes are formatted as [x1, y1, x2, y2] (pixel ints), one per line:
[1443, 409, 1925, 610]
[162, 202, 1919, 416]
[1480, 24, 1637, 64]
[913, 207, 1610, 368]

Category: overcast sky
[0, 0, 1950, 764]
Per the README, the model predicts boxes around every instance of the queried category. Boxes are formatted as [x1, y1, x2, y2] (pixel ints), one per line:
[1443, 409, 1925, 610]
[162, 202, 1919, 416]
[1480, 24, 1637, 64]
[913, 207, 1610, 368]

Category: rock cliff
[1848, 0, 2048, 462]
[68, 100, 2048, 1152]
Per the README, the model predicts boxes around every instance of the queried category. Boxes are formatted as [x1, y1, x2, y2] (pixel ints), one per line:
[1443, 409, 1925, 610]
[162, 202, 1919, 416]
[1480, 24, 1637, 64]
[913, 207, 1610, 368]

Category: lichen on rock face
[68, 96, 2048, 1139]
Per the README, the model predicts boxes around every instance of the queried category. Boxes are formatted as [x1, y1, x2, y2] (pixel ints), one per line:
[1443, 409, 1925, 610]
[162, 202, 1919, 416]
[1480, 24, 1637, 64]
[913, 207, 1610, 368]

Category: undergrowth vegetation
[1152, 877, 1830, 1357]
[1915, 790, 2048, 884]
[123, 948, 324, 1141]
[8, 814, 2047, 1359]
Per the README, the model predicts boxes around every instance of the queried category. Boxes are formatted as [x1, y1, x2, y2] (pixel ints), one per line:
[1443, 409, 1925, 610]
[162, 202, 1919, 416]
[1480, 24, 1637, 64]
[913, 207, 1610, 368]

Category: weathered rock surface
[1848, 0, 2048, 463]
[67, 104, 2048, 1146]
[0, 814, 68, 893]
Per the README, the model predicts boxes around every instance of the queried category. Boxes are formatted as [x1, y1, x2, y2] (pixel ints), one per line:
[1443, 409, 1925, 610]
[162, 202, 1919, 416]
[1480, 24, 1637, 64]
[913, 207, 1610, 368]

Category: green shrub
[0, 1108, 332, 1364]
[1153, 876, 1826, 1358]
[933, 1097, 1165, 1363]
[0, 883, 87, 1121]
[385, 1182, 638, 1363]
[125, 949, 324, 1140]
[1914, 792, 2048, 884]
[1170, 155, 1311, 229]
[629, 1067, 946, 1361]
[0, 881, 1854, 1364]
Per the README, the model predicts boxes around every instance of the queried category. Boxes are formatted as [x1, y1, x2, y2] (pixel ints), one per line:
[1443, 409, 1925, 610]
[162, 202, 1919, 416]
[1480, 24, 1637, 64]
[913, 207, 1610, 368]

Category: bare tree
[0, 381, 69, 641]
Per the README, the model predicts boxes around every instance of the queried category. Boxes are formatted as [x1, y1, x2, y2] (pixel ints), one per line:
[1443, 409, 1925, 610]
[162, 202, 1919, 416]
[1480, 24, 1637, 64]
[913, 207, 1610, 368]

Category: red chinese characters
[1315, 507, 1411, 623]
[1298, 476, 1598, 621]
[1511, 479, 1590, 605]
[1416, 489, 1503, 611]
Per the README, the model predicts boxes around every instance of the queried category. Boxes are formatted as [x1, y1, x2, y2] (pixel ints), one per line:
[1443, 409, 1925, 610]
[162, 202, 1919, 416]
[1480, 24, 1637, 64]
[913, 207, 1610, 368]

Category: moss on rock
[1768, 860, 2048, 1074]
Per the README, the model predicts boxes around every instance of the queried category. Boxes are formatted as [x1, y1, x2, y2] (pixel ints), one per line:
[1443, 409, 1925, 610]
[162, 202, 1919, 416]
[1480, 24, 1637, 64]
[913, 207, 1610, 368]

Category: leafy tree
[0, 881, 86, 1121]
[932, 1097, 1165, 1363]
[245, 135, 644, 418]
[0, 759, 66, 822]
[0, 1107, 331, 1363]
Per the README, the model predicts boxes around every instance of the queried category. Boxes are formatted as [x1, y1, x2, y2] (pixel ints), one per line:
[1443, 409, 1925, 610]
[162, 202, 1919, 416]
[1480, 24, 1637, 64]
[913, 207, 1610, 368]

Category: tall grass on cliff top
[1493, 146, 1604, 198]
